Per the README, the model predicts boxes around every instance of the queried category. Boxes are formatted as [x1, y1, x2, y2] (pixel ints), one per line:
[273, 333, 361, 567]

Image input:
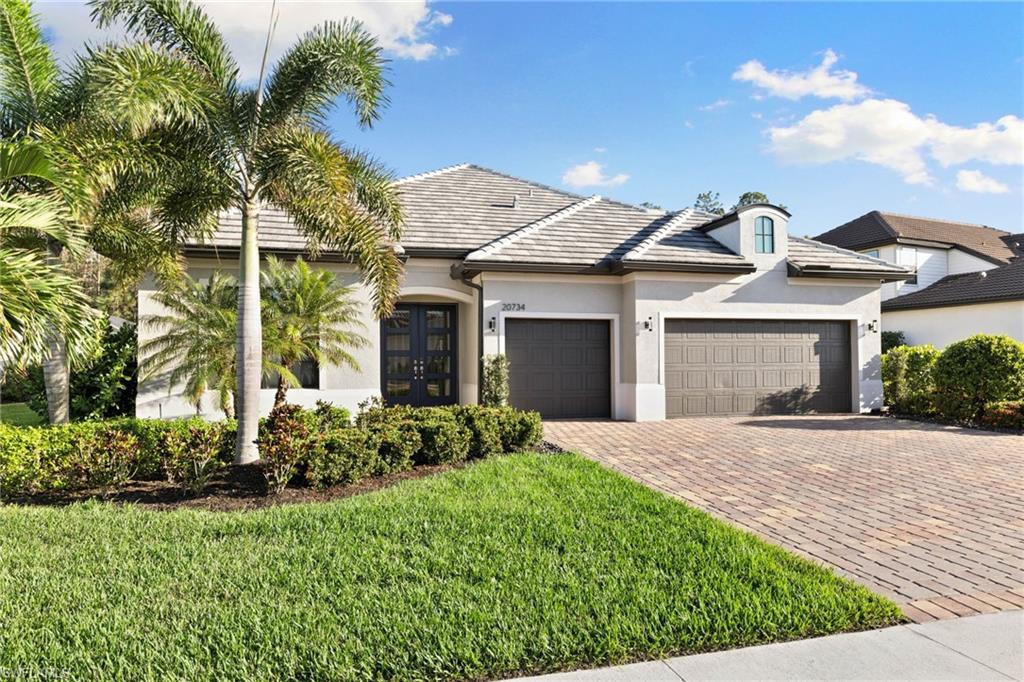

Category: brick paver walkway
[544, 416, 1024, 624]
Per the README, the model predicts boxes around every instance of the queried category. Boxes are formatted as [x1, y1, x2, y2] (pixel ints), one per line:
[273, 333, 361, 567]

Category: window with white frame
[754, 216, 774, 253]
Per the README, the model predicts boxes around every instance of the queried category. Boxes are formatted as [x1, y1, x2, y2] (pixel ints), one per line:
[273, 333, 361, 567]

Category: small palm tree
[139, 272, 237, 417]
[0, 0, 226, 421]
[92, 0, 404, 463]
[261, 256, 366, 408]
[0, 139, 99, 369]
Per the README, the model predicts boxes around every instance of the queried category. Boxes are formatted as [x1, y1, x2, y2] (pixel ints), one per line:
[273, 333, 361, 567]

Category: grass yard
[0, 453, 903, 681]
[0, 402, 43, 426]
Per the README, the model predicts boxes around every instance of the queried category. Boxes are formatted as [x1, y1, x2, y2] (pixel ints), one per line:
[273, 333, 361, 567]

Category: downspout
[452, 264, 484, 404]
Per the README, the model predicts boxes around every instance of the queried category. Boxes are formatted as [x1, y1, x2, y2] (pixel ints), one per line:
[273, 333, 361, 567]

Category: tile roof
[814, 211, 1018, 265]
[186, 164, 910, 279]
[882, 258, 1024, 311]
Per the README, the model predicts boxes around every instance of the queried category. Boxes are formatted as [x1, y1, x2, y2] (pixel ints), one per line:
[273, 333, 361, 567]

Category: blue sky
[43, 2, 1024, 236]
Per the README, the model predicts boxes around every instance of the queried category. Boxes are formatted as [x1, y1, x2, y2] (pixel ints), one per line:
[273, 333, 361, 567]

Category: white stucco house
[137, 164, 911, 421]
[815, 211, 1023, 348]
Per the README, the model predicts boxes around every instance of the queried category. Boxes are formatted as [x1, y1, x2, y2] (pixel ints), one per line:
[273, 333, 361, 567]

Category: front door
[381, 303, 458, 407]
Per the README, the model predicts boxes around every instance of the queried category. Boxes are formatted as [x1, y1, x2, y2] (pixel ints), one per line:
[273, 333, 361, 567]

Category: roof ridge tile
[394, 163, 471, 185]
[465, 195, 602, 261]
[621, 208, 696, 261]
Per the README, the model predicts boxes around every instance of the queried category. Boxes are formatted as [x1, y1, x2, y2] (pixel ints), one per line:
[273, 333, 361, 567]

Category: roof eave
[882, 294, 1024, 312]
[457, 260, 613, 277]
[613, 260, 756, 275]
[787, 261, 914, 282]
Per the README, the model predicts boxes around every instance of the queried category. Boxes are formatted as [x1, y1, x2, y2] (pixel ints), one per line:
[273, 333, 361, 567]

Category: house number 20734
[501, 303, 526, 311]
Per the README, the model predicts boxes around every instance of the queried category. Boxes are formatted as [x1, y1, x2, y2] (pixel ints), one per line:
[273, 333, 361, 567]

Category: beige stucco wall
[883, 301, 1024, 348]
[136, 256, 477, 419]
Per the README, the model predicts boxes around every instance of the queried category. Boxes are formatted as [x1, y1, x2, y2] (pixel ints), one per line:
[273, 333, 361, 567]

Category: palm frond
[0, 0, 59, 132]
[90, 0, 238, 91]
[0, 137, 53, 184]
[262, 19, 389, 129]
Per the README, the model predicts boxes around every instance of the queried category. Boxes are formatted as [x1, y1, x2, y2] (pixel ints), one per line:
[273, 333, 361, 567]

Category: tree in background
[731, 191, 772, 211]
[93, 0, 404, 463]
[261, 256, 366, 408]
[139, 272, 238, 418]
[693, 191, 724, 215]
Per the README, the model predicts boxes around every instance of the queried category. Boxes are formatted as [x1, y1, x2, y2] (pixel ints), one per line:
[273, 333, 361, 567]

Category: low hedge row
[0, 402, 543, 500]
[258, 401, 542, 493]
[882, 333, 1024, 428]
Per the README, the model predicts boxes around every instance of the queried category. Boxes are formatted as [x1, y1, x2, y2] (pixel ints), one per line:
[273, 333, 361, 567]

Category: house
[814, 211, 1023, 347]
[136, 164, 911, 421]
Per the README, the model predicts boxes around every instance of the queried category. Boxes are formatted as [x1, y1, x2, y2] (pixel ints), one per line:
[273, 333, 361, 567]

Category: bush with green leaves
[481, 354, 510, 407]
[933, 335, 1024, 422]
[881, 344, 941, 415]
[881, 330, 907, 354]
[497, 408, 543, 451]
[356, 402, 421, 475]
[305, 428, 376, 488]
[312, 400, 351, 430]
[257, 404, 316, 494]
[451, 405, 503, 459]
[409, 408, 472, 465]
[74, 427, 141, 490]
[159, 420, 229, 494]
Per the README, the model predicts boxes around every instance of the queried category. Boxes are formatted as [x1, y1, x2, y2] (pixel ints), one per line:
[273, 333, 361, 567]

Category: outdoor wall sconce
[488, 317, 496, 332]
[868, 320, 879, 333]
[642, 317, 654, 332]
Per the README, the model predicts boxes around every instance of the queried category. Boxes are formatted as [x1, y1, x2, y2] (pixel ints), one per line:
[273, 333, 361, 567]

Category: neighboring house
[137, 164, 910, 421]
[815, 211, 1023, 347]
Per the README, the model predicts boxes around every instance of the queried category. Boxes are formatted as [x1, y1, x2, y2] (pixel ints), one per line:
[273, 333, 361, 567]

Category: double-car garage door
[505, 317, 851, 419]
[665, 319, 851, 417]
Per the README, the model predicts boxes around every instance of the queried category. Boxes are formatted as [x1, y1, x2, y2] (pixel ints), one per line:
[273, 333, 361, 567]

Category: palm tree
[91, 0, 404, 463]
[0, 0, 224, 421]
[139, 272, 238, 417]
[261, 256, 366, 408]
[0, 140, 99, 368]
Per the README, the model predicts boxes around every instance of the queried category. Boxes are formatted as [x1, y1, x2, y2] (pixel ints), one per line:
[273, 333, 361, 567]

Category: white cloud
[768, 98, 1024, 186]
[593, 147, 607, 153]
[561, 161, 629, 189]
[733, 49, 870, 101]
[683, 120, 694, 129]
[37, 1, 456, 80]
[699, 99, 732, 112]
[956, 170, 1010, 194]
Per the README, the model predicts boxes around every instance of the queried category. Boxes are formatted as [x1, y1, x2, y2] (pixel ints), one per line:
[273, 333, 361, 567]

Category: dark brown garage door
[505, 319, 611, 419]
[664, 319, 851, 417]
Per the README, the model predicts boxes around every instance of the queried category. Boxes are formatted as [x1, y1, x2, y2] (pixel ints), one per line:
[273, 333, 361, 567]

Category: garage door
[505, 319, 611, 419]
[664, 319, 851, 417]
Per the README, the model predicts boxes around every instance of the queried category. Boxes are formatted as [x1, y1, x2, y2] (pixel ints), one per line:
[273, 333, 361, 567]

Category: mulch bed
[9, 462, 464, 512]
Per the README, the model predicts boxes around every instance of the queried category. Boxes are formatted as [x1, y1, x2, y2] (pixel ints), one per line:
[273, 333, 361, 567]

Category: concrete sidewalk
[514, 610, 1023, 681]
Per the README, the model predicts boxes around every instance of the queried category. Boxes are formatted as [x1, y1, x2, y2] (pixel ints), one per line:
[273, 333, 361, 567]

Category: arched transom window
[754, 216, 775, 254]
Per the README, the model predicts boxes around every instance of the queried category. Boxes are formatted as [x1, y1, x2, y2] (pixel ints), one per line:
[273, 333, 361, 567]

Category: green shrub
[450, 405, 503, 459]
[257, 404, 314, 494]
[481, 354, 510, 407]
[881, 330, 907, 354]
[409, 408, 471, 465]
[497, 407, 543, 451]
[75, 427, 141, 489]
[881, 344, 941, 415]
[357, 403, 421, 475]
[312, 401, 351, 430]
[979, 401, 1024, 431]
[933, 335, 1024, 422]
[159, 420, 228, 494]
[305, 428, 376, 488]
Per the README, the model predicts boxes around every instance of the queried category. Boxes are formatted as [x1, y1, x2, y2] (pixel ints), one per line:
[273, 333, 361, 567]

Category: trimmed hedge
[0, 403, 543, 500]
[882, 334, 1024, 429]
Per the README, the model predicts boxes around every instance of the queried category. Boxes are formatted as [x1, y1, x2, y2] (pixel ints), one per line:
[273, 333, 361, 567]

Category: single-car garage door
[665, 319, 851, 417]
[505, 319, 611, 419]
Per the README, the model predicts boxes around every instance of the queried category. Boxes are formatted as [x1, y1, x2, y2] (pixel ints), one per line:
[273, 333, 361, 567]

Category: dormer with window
[698, 204, 790, 268]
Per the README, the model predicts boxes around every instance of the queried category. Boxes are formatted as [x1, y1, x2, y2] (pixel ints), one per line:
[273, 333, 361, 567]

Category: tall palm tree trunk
[273, 374, 289, 409]
[234, 197, 262, 463]
[42, 238, 70, 423]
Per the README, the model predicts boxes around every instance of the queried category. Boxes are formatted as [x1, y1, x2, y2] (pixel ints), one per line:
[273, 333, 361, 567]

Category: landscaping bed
[0, 453, 903, 681]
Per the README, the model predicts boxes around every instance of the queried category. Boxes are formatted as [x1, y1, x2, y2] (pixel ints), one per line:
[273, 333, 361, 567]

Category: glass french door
[381, 303, 458, 407]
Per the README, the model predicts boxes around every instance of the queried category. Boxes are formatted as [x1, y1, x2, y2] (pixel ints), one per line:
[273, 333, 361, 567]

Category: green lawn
[0, 453, 902, 681]
[0, 402, 43, 426]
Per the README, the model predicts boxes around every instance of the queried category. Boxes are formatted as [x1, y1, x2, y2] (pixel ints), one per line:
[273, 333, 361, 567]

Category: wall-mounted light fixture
[487, 317, 496, 332]
[868, 319, 879, 333]
[642, 316, 654, 332]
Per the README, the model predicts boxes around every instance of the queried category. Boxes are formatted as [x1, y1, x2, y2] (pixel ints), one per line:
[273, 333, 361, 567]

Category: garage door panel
[665, 319, 851, 417]
[506, 319, 610, 419]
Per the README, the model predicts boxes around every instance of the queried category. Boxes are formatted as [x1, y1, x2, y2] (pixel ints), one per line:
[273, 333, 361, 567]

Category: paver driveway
[544, 416, 1024, 624]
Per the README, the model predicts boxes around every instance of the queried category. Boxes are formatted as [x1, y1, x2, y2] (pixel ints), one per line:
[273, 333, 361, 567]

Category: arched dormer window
[754, 216, 774, 253]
